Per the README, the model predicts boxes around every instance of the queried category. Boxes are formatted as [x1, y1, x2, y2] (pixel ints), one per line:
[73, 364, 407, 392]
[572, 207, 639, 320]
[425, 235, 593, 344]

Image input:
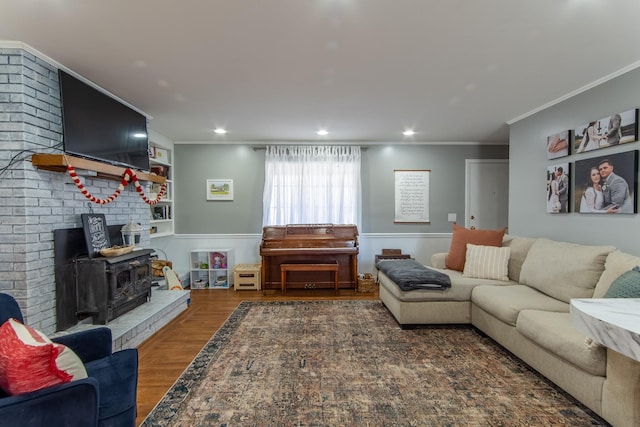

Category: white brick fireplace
[0, 46, 151, 334]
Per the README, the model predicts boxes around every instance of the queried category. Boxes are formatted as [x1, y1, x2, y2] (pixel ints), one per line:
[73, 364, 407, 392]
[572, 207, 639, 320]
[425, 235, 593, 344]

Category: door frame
[464, 159, 509, 229]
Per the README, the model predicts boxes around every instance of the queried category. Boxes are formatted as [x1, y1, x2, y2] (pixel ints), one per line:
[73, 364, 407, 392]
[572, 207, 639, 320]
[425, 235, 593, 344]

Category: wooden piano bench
[280, 262, 339, 294]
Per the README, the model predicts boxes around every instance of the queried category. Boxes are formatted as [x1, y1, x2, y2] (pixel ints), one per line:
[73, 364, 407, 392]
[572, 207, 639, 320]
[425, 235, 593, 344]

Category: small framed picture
[546, 130, 570, 159]
[206, 179, 233, 201]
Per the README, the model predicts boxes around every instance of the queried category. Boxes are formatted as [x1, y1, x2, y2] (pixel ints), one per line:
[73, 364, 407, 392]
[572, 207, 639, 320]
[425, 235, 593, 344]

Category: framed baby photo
[546, 130, 570, 159]
[574, 151, 637, 214]
[546, 163, 570, 214]
[574, 108, 638, 154]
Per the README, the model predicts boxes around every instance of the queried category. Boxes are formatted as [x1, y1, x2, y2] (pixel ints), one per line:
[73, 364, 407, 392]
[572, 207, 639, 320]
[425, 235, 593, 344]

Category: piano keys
[260, 224, 359, 291]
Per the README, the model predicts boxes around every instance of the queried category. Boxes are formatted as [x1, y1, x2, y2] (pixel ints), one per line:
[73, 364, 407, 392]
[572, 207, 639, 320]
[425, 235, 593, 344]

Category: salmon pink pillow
[0, 318, 87, 395]
[445, 224, 506, 272]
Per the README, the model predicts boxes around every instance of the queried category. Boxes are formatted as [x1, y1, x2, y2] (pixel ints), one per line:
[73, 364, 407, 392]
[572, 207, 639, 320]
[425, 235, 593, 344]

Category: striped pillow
[0, 318, 88, 395]
[462, 243, 511, 281]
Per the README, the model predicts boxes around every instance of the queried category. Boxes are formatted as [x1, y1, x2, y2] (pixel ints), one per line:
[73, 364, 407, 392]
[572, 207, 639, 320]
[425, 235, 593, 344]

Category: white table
[570, 298, 640, 362]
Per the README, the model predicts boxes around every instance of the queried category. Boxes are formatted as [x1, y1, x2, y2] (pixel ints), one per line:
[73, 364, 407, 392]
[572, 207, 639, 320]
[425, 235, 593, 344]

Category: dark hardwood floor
[135, 287, 379, 425]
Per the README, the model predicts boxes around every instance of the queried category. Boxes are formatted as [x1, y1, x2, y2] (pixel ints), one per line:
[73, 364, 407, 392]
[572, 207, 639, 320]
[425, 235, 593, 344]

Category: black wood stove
[54, 225, 153, 331]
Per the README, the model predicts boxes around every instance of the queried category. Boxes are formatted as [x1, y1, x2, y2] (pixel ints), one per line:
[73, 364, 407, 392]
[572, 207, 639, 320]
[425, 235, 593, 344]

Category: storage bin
[357, 273, 377, 293]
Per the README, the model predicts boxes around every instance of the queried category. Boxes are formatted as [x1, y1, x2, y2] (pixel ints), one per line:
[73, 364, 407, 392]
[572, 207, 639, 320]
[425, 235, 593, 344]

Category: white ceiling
[2, 0, 640, 144]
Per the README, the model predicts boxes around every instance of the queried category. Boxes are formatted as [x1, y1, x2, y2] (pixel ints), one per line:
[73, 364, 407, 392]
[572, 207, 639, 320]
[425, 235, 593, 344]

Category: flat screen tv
[59, 70, 150, 171]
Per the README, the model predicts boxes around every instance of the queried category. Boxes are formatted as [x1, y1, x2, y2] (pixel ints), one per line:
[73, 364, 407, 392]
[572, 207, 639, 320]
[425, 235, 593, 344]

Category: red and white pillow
[0, 318, 87, 395]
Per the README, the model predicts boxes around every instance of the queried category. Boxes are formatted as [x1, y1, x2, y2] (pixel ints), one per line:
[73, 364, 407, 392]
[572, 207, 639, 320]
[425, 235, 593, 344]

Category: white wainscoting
[149, 233, 453, 281]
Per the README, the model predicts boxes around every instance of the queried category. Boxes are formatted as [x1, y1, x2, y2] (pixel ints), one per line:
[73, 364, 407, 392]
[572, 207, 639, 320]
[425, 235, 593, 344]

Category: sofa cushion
[445, 224, 506, 272]
[516, 310, 606, 377]
[378, 269, 514, 302]
[518, 238, 615, 303]
[463, 244, 510, 281]
[85, 348, 138, 420]
[501, 235, 537, 282]
[431, 252, 446, 269]
[593, 250, 640, 297]
[603, 266, 640, 298]
[472, 285, 569, 326]
[0, 318, 87, 395]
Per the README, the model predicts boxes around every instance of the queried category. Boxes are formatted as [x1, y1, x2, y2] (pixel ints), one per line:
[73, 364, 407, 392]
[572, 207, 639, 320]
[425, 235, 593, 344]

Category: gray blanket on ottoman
[376, 259, 451, 291]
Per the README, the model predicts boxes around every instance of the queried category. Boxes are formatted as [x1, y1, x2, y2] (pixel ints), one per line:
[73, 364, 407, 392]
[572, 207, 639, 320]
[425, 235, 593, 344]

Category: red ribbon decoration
[67, 165, 167, 205]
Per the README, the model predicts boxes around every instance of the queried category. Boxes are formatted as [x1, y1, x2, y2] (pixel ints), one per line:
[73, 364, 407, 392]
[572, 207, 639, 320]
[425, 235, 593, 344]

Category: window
[262, 145, 362, 228]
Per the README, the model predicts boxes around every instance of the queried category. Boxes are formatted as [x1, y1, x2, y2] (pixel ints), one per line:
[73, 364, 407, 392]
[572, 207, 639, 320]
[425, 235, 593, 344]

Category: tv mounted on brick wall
[59, 70, 150, 172]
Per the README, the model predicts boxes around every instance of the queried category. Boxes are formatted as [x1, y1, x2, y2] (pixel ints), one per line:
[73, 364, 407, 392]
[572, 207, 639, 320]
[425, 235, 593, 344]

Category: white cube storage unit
[189, 249, 234, 289]
[234, 264, 261, 291]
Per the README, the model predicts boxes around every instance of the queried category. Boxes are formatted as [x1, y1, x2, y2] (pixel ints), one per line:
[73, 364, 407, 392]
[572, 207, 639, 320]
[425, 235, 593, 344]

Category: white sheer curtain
[262, 145, 362, 229]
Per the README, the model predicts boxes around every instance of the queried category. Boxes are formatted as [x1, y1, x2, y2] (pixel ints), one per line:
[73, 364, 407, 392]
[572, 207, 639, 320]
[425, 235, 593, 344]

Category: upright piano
[260, 224, 359, 290]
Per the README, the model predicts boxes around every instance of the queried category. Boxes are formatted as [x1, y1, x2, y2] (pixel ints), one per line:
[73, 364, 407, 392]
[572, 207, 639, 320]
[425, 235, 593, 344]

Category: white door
[465, 159, 509, 230]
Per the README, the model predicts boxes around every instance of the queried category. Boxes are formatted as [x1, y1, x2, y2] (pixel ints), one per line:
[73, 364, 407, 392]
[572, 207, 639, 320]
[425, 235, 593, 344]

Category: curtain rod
[252, 145, 367, 151]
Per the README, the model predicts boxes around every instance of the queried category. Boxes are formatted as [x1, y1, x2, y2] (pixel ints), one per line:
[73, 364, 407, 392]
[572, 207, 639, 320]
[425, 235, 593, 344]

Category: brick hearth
[53, 288, 190, 351]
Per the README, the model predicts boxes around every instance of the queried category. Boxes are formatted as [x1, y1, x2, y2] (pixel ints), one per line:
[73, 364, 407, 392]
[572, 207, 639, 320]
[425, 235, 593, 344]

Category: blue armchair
[0, 293, 138, 427]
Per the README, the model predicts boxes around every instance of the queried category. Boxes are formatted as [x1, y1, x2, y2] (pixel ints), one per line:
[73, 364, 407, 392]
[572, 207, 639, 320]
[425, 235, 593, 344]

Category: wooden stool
[234, 263, 261, 291]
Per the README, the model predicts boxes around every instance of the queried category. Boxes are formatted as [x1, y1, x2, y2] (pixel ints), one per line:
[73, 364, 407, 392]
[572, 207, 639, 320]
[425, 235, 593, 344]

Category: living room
[2, 2, 640, 426]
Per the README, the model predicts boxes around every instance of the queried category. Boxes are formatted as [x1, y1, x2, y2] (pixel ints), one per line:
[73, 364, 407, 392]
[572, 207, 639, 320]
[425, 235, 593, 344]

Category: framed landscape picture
[573, 151, 638, 214]
[574, 108, 638, 154]
[546, 163, 570, 213]
[206, 179, 234, 201]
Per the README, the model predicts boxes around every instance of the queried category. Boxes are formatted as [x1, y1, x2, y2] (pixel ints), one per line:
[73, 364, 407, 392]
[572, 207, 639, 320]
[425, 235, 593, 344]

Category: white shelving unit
[189, 249, 234, 289]
[149, 142, 174, 238]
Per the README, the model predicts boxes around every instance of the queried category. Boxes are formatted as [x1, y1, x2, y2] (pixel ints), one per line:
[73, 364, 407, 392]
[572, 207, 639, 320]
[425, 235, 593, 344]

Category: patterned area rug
[141, 301, 608, 426]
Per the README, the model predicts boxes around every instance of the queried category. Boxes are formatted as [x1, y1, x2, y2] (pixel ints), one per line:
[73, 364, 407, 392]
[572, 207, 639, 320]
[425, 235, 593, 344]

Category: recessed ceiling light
[403, 129, 416, 136]
[214, 128, 227, 135]
[317, 129, 329, 136]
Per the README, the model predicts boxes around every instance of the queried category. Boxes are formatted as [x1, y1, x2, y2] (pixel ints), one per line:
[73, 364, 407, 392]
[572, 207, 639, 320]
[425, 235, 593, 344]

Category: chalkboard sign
[81, 213, 111, 258]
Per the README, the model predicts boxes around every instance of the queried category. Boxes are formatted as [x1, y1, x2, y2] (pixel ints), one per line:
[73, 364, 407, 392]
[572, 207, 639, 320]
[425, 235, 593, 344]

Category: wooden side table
[234, 263, 261, 291]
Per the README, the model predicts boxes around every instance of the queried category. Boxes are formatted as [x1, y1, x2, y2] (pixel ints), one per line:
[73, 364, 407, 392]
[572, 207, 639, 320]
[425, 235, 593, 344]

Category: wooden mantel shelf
[31, 154, 166, 184]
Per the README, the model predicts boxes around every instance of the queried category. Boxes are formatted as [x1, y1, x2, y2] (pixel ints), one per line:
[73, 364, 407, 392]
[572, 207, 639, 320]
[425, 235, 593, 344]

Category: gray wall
[509, 67, 640, 255]
[174, 144, 508, 234]
[175, 145, 264, 234]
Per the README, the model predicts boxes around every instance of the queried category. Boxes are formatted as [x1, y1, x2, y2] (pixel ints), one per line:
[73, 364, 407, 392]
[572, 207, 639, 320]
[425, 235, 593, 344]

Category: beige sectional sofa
[378, 235, 640, 427]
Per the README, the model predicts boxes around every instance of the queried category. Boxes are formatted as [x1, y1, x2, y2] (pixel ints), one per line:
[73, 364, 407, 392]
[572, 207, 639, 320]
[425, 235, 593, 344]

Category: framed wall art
[206, 179, 234, 201]
[546, 130, 570, 159]
[574, 108, 638, 154]
[546, 163, 570, 214]
[394, 169, 430, 223]
[573, 151, 637, 214]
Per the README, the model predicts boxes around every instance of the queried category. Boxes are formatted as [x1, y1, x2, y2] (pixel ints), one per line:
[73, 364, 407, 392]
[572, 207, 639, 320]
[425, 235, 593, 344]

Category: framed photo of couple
[546, 163, 570, 213]
[573, 151, 638, 214]
[574, 109, 638, 154]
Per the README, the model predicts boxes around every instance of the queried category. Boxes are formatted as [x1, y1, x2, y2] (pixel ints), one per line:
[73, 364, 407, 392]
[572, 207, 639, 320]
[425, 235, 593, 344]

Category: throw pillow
[445, 223, 506, 271]
[603, 266, 640, 298]
[518, 238, 615, 303]
[593, 250, 640, 298]
[0, 318, 88, 395]
[463, 243, 511, 281]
